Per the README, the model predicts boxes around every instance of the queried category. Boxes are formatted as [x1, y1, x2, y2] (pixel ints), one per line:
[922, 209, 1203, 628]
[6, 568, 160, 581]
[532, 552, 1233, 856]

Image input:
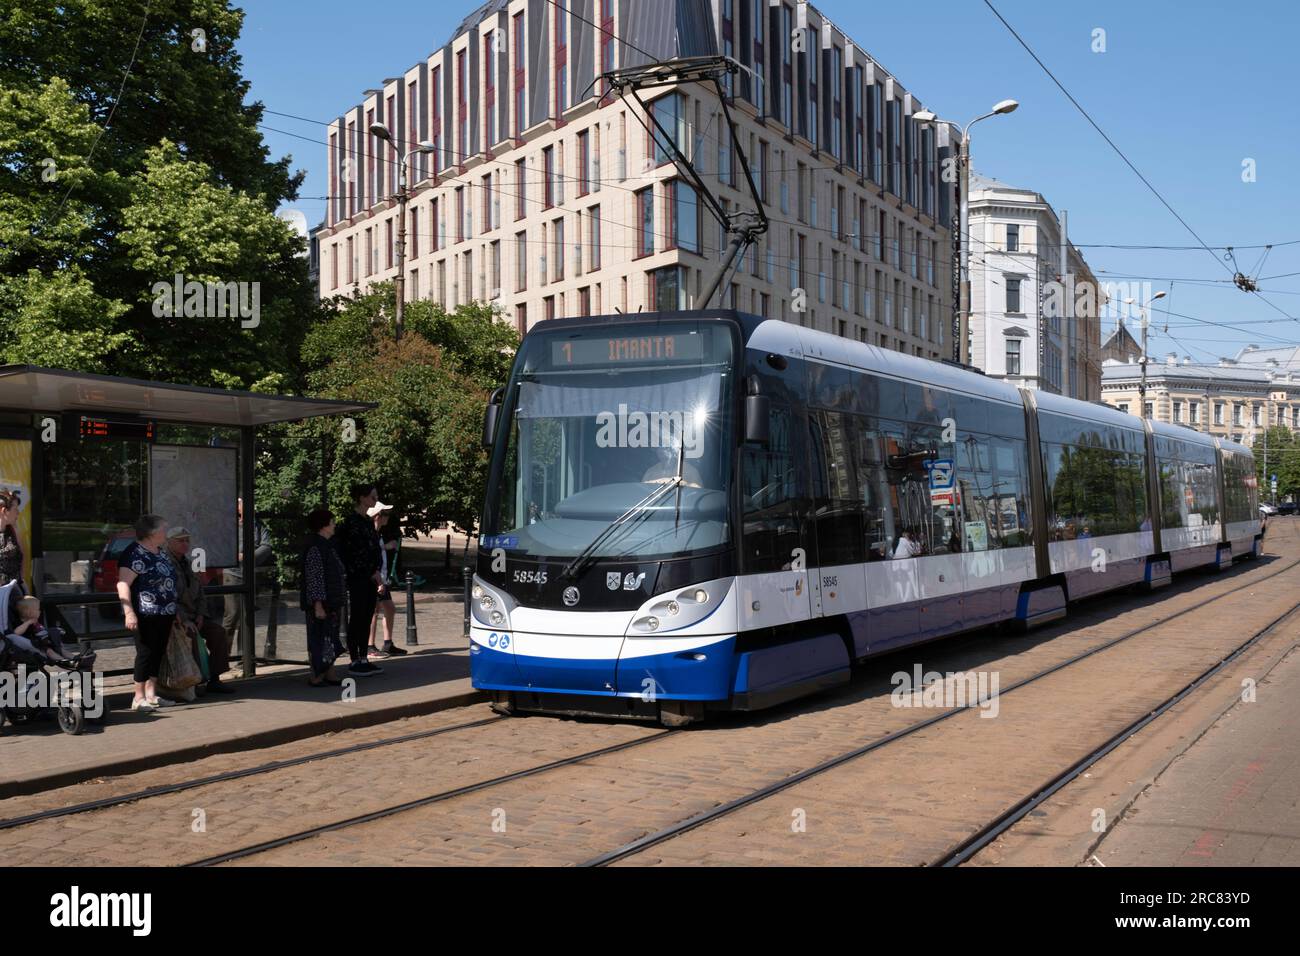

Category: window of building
[1215, 403, 1224, 425]
[553, 217, 565, 282]
[455, 52, 467, 166]
[554, 1, 567, 118]
[543, 147, 554, 208]
[410, 207, 419, 258]
[600, 0, 615, 98]
[513, 13, 525, 138]
[1006, 278, 1022, 314]
[515, 231, 527, 292]
[651, 93, 688, 166]
[577, 129, 590, 196]
[515, 159, 526, 220]
[670, 181, 700, 254]
[588, 204, 601, 271]
[1172, 401, 1182, 423]
[650, 264, 688, 310]
[483, 33, 496, 147]
[1006, 339, 1021, 376]
[635, 187, 654, 257]
[1007, 224, 1019, 252]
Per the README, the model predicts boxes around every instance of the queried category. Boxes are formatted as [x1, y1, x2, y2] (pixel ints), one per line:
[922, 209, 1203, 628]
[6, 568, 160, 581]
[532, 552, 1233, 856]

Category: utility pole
[369, 122, 435, 341]
[913, 100, 1019, 367]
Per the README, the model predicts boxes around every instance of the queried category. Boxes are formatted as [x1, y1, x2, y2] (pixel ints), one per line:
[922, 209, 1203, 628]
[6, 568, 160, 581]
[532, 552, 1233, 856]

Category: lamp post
[370, 122, 436, 341]
[914, 99, 1018, 367]
[1126, 290, 1167, 418]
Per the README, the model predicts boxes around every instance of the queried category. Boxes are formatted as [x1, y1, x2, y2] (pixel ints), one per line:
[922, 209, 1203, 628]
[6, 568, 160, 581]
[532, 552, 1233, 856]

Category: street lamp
[914, 100, 1019, 367]
[370, 122, 436, 341]
[1125, 290, 1167, 418]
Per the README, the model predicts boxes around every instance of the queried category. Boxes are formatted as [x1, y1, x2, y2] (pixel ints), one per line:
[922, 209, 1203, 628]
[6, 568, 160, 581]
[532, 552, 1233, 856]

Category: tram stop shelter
[0, 365, 372, 679]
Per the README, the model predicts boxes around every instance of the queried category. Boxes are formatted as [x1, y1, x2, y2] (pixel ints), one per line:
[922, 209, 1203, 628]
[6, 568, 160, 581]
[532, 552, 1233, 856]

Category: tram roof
[0, 365, 373, 427]
[748, 318, 1026, 406]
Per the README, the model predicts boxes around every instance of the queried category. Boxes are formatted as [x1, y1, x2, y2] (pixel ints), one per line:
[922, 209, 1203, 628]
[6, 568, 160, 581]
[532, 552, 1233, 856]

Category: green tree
[1252, 426, 1300, 502]
[256, 290, 519, 581]
[0, 0, 310, 388]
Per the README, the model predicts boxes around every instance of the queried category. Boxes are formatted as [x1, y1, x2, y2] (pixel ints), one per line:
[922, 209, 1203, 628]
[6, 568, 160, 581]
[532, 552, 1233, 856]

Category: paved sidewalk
[0, 617, 480, 799]
[1096, 644, 1300, 866]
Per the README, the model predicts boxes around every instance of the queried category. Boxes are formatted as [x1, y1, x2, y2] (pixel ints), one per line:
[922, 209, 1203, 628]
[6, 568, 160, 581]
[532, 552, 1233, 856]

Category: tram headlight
[627, 579, 732, 635]
[470, 576, 514, 630]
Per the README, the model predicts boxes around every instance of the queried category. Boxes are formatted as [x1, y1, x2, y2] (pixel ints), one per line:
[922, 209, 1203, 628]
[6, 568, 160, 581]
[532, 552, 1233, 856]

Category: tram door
[738, 402, 815, 630]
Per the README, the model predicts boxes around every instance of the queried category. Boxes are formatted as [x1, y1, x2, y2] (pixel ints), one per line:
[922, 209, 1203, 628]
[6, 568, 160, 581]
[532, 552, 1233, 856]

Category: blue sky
[238, 0, 1300, 360]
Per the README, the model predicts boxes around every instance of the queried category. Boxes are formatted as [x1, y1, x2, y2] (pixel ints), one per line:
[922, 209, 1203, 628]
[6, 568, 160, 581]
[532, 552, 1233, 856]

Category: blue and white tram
[471, 310, 1261, 725]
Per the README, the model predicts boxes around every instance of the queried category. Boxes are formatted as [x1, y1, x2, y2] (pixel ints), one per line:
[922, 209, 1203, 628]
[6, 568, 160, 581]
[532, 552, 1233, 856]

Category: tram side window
[1042, 441, 1147, 539]
[1223, 453, 1255, 524]
[991, 436, 1032, 547]
[957, 436, 997, 551]
[809, 409, 866, 566]
[741, 402, 802, 572]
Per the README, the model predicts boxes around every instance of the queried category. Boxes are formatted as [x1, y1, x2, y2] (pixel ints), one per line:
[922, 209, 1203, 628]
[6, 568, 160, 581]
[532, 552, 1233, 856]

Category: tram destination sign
[552, 333, 704, 367]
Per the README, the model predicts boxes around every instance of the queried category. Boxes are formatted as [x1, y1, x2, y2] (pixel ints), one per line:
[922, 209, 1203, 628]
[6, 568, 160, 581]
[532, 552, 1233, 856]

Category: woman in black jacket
[301, 508, 347, 686]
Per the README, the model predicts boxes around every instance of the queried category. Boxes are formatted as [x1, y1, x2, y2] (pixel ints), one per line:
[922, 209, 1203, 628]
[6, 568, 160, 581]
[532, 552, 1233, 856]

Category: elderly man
[167, 527, 234, 694]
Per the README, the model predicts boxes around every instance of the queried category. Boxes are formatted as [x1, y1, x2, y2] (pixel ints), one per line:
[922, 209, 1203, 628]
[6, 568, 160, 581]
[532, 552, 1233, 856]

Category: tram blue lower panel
[1169, 544, 1217, 573]
[614, 636, 737, 700]
[730, 633, 850, 709]
[1064, 555, 1146, 601]
[469, 641, 524, 690]
[857, 582, 1020, 656]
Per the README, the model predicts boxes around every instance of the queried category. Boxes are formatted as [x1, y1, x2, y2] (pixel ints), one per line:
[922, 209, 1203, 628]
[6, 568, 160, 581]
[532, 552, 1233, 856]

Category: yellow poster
[0, 438, 33, 590]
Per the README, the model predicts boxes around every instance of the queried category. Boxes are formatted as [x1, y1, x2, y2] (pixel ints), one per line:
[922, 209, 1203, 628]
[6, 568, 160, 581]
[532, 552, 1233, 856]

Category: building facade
[1101, 355, 1300, 446]
[314, 0, 959, 358]
[967, 174, 1104, 400]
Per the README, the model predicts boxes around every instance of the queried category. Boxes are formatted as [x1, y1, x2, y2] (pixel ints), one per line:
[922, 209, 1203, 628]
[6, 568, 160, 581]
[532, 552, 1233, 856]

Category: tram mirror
[744, 393, 770, 445]
[482, 387, 504, 448]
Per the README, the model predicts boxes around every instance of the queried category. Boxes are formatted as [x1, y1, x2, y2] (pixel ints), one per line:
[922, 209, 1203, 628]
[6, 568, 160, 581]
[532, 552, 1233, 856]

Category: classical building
[967, 173, 1105, 400]
[1101, 355, 1300, 445]
[314, 0, 959, 357]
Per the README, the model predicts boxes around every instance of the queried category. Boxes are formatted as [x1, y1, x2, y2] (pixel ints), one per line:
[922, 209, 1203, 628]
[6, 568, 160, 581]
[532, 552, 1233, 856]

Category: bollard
[462, 565, 473, 638]
[445, 534, 451, 570]
[404, 571, 418, 646]
[263, 577, 280, 660]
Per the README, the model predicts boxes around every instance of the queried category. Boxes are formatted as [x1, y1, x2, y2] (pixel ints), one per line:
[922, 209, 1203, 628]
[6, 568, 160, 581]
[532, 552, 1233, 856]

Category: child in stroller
[0, 594, 99, 735]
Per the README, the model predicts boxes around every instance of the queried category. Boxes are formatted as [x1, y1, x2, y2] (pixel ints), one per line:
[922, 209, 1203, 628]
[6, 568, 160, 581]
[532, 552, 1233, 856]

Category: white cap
[366, 501, 394, 517]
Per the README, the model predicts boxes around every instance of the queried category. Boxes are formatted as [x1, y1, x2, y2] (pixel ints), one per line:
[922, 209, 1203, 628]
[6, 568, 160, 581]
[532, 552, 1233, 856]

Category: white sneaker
[147, 696, 176, 708]
[131, 698, 157, 712]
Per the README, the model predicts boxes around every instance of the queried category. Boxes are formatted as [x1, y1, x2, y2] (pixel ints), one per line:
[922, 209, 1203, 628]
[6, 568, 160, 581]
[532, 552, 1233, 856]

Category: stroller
[0, 584, 100, 736]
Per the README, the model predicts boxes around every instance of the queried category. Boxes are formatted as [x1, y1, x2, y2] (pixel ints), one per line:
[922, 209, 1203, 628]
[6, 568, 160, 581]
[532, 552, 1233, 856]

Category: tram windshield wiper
[560, 475, 684, 580]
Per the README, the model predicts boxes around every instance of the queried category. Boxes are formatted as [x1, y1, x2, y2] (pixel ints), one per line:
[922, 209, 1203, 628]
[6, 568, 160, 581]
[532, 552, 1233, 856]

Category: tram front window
[487, 322, 735, 561]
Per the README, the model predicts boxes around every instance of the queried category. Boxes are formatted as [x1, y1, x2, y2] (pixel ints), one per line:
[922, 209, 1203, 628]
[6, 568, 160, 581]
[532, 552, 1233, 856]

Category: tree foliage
[0, 0, 309, 388]
[257, 288, 519, 578]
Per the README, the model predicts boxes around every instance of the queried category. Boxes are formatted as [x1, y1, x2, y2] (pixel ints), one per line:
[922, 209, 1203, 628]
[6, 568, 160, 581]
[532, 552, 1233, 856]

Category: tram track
[930, 596, 1300, 867]
[183, 546, 1300, 868]
[0, 716, 502, 833]
[186, 729, 676, 866]
[581, 552, 1300, 867]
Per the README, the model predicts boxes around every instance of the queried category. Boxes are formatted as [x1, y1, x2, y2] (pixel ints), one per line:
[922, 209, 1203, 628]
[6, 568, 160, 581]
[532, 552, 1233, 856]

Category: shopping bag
[192, 624, 210, 682]
[159, 620, 202, 692]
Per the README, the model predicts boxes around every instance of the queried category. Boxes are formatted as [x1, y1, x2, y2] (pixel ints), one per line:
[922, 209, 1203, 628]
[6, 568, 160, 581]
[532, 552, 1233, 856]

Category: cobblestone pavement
[3, 524, 1296, 867]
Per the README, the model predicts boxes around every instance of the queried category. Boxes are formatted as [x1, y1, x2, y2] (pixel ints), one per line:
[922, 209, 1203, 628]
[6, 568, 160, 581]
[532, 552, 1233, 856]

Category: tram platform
[0, 606, 480, 799]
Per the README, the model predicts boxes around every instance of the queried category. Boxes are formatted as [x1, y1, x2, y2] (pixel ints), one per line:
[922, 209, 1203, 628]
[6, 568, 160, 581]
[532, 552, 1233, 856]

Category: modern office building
[314, 0, 959, 357]
[967, 173, 1104, 400]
